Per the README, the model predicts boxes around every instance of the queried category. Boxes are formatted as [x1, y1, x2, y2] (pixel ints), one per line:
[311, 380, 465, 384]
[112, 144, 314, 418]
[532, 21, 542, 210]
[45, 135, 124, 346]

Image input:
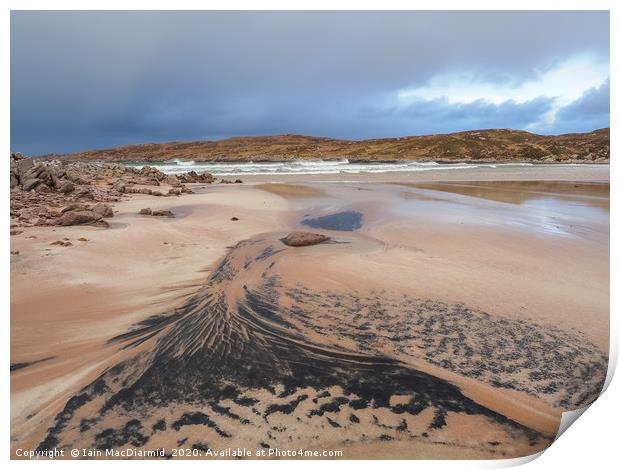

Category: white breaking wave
[124, 159, 546, 176]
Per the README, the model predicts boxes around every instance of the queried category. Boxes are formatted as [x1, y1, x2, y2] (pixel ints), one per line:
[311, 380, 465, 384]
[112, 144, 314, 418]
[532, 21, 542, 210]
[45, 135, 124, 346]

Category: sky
[11, 11, 610, 156]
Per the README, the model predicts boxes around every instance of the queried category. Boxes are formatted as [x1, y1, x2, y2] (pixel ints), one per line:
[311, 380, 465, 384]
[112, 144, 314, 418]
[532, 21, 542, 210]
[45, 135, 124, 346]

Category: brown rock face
[281, 231, 330, 247]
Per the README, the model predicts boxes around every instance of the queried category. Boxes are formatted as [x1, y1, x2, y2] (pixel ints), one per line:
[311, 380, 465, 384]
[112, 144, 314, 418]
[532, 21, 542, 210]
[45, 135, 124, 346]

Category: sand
[10, 167, 609, 459]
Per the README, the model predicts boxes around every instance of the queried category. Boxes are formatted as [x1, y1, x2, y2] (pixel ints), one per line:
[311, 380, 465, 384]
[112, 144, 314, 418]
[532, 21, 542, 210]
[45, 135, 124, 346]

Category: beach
[10, 166, 610, 459]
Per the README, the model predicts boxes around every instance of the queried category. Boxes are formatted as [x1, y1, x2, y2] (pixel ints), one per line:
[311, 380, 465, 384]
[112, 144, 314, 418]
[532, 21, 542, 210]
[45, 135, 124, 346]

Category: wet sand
[10, 169, 609, 459]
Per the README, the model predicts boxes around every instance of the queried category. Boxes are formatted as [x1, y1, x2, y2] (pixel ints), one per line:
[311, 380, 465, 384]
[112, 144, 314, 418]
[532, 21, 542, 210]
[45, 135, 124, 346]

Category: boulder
[177, 170, 216, 184]
[34, 183, 51, 193]
[152, 210, 174, 217]
[75, 187, 95, 200]
[61, 203, 91, 213]
[57, 180, 75, 193]
[281, 231, 330, 247]
[164, 175, 181, 187]
[92, 203, 114, 218]
[55, 210, 103, 226]
[22, 178, 40, 191]
[139, 165, 166, 181]
[112, 179, 126, 193]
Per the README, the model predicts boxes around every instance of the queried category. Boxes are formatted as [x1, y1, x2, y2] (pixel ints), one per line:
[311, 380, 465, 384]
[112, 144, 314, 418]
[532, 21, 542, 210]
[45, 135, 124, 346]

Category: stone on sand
[55, 210, 103, 226]
[281, 231, 330, 247]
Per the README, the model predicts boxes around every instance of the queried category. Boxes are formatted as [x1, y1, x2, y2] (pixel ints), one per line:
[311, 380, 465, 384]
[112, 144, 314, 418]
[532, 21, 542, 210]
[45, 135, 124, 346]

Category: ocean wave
[126, 159, 545, 176]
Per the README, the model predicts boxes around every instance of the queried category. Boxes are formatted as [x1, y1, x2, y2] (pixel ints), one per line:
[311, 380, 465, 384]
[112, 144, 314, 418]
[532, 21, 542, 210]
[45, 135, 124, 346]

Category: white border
[3, 2, 616, 469]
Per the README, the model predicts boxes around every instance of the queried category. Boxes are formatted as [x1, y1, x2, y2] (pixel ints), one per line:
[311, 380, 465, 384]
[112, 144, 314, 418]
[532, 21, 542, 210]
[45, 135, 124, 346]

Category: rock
[75, 187, 95, 200]
[151, 210, 174, 217]
[234, 179, 243, 184]
[11, 250, 19, 255]
[92, 219, 110, 228]
[92, 203, 114, 218]
[57, 180, 75, 193]
[177, 170, 216, 184]
[126, 187, 153, 195]
[10, 230, 23, 236]
[22, 178, 40, 191]
[164, 175, 181, 187]
[78, 237, 89, 242]
[139, 208, 152, 215]
[55, 210, 102, 226]
[231, 217, 239, 221]
[281, 231, 330, 247]
[34, 183, 51, 193]
[139, 166, 166, 181]
[61, 203, 90, 213]
[112, 179, 126, 193]
[167, 188, 181, 196]
[151, 190, 164, 197]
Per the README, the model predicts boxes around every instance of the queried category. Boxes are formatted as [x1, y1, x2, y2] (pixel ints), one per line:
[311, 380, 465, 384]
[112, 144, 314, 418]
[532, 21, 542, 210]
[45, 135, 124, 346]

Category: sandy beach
[10, 166, 609, 459]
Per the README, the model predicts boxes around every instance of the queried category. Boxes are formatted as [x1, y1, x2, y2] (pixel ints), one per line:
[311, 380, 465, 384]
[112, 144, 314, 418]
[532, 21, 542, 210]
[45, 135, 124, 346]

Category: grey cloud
[552, 79, 610, 134]
[10, 11, 609, 155]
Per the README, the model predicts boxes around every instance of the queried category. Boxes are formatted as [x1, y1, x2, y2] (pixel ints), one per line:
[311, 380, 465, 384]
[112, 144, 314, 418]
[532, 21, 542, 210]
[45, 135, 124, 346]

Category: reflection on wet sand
[255, 183, 326, 199]
[399, 181, 609, 211]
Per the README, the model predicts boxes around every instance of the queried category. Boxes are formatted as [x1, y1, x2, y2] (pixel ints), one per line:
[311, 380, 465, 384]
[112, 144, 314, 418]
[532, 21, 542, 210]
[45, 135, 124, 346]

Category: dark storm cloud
[10, 11, 610, 155]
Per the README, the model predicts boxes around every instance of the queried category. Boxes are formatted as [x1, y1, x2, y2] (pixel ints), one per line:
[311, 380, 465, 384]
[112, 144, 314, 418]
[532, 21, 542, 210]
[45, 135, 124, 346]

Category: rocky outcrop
[281, 231, 330, 247]
[176, 171, 216, 184]
[10, 152, 229, 232]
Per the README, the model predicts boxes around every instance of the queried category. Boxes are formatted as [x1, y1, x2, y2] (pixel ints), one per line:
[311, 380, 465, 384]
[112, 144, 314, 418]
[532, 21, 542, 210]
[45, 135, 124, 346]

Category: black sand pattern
[36, 237, 606, 456]
[284, 289, 608, 409]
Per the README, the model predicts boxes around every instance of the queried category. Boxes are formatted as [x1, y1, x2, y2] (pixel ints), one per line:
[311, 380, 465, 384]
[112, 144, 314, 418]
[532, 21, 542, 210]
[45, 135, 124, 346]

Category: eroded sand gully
[10, 178, 609, 459]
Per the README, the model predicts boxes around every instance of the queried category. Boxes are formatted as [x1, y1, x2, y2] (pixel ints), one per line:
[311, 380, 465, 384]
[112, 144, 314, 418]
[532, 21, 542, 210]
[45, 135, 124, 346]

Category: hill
[52, 128, 610, 163]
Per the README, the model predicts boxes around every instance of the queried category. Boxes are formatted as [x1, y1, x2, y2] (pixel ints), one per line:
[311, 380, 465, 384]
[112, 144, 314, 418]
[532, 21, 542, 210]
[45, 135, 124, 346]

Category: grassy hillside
[52, 128, 610, 163]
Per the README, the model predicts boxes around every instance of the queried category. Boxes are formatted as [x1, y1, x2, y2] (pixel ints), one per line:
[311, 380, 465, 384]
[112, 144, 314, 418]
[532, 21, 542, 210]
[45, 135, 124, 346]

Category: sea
[121, 158, 565, 176]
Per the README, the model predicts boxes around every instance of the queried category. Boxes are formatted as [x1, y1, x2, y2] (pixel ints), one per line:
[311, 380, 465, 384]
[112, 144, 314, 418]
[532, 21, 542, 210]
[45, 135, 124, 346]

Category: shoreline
[197, 164, 610, 184]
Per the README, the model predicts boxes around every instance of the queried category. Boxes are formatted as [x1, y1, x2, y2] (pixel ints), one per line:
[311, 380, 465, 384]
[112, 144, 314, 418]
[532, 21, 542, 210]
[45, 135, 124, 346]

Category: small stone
[231, 217, 239, 221]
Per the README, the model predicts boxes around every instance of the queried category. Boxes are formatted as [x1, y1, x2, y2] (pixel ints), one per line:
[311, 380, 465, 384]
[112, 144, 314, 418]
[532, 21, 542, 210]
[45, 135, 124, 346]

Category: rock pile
[9, 153, 217, 230]
[176, 171, 217, 184]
